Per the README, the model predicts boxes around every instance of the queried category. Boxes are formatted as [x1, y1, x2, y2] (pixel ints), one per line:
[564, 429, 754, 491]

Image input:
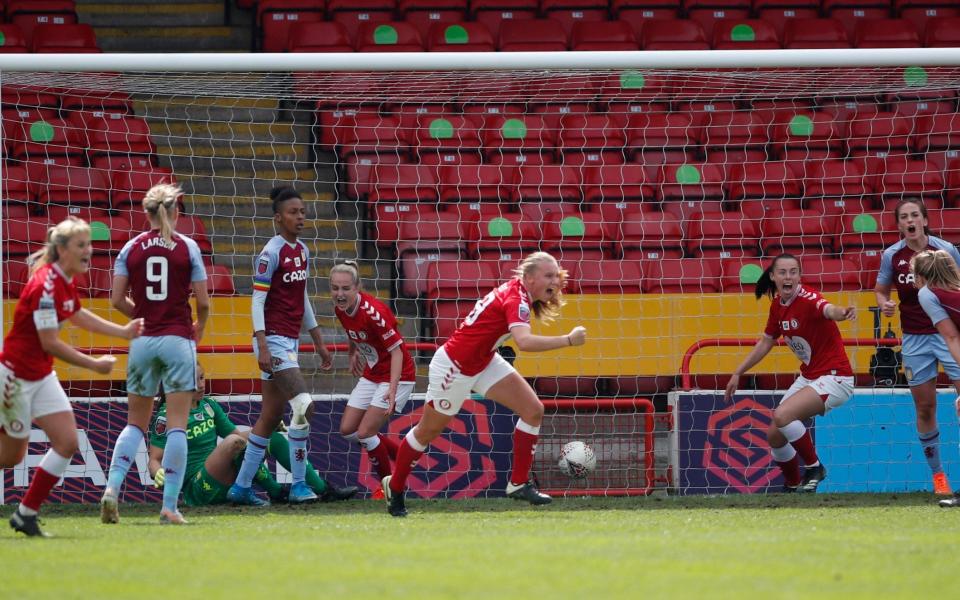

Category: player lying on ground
[725, 253, 856, 493]
[229, 186, 334, 506]
[2, 218, 143, 537]
[910, 249, 960, 508]
[382, 251, 587, 517]
[875, 199, 960, 496]
[149, 364, 357, 506]
[330, 261, 415, 493]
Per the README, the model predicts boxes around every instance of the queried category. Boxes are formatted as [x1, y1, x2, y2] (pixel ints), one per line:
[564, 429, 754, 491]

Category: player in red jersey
[910, 249, 960, 507]
[381, 252, 587, 517]
[876, 199, 960, 496]
[100, 184, 210, 525]
[330, 261, 415, 489]
[1, 218, 143, 537]
[227, 186, 333, 506]
[724, 253, 856, 493]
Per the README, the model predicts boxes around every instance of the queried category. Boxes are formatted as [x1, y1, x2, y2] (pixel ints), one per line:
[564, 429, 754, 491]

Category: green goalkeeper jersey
[149, 397, 237, 481]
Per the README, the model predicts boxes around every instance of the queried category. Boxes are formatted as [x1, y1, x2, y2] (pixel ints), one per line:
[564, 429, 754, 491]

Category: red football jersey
[443, 278, 531, 376]
[763, 285, 853, 379]
[116, 230, 206, 339]
[0, 263, 81, 380]
[334, 292, 415, 384]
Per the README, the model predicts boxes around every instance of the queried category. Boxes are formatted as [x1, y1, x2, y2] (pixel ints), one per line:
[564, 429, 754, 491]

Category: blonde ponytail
[143, 183, 182, 245]
[28, 217, 91, 275]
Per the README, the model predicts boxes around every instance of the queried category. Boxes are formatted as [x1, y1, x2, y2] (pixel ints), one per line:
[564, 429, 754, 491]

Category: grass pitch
[3, 493, 958, 599]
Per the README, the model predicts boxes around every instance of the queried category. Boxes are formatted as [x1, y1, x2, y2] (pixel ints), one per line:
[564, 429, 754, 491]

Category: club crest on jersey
[348, 330, 358, 339]
[194, 412, 205, 422]
[257, 259, 269, 274]
[155, 416, 167, 435]
[781, 319, 800, 331]
[519, 303, 530, 321]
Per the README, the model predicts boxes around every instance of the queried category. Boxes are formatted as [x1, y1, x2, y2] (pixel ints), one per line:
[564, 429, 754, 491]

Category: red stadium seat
[257, 0, 325, 52]
[685, 212, 760, 258]
[928, 208, 960, 241]
[640, 18, 709, 50]
[398, 0, 468, 36]
[854, 18, 920, 48]
[570, 20, 638, 51]
[367, 163, 438, 204]
[355, 21, 425, 52]
[39, 165, 111, 207]
[2, 218, 49, 256]
[753, 0, 819, 35]
[698, 110, 769, 153]
[287, 21, 353, 52]
[482, 114, 556, 160]
[413, 114, 482, 157]
[426, 259, 497, 304]
[924, 16, 960, 47]
[597, 71, 673, 116]
[847, 111, 913, 155]
[801, 256, 861, 291]
[85, 116, 155, 157]
[512, 164, 581, 204]
[726, 161, 803, 204]
[426, 21, 495, 51]
[582, 163, 654, 204]
[591, 200, 655, 226]
[327, 0, 395, 40]
[837, 210, 899, 251]
[641, 257, 720, 293]
[542, 212, 615, 259]
[8, 0, 77, 45]
[867, 155, 943, 202]
[541, 0, 610, 34]
[613, 0, 682, 35]
[854, 248, 883, 290]
[30, 23, 98, 52]
[0, 24, 28, 52]
[803, 159, 872, 204]
[47, 206, 133, 253]
[9, 117, 84, 161]
[91, 154, 158, 174]
[203, 264, 236, 296]
[340, 113, 407, 158]
[470, 0, 538, 39]
[822, 0, 894, 38]
[373, 202, 433, 247]
[397, 217, 466, 297]
[657, 162, 726, 202]
[769, 110, 844, 160]
[896, 1, 959, 37]
[761, 210, 839, 254]
[3, 259, 30, 299]
[712, 19, 780, 49]
[3, 164, 34, 205]
[567, 259, 643, 294]
[782, 18, 851, 48]
[438, 163, 514, 205]
[619, 211, 684, 260]
[683, 0, 750, 39]
[557, 113, 626, 153]
[626, 112, 697, 157]
[719, 256, 765, 292]
[498, 18, 568, 51]
[947, 157, 960, 206]
[467, 212, 540, 260]
[346, 154, 404, 200]
[915, 113, 960, 153]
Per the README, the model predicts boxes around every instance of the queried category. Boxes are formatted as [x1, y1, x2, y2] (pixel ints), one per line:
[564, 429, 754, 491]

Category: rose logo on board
[702, 398, 780, 493]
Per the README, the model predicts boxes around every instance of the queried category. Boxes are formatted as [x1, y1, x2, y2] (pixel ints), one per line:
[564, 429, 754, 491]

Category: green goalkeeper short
[182, 467, 229, 507]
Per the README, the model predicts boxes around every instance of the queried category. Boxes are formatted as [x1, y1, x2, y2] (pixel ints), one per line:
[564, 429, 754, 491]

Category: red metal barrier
[680, 337, 902, 391]
[539, 398, 656, 497]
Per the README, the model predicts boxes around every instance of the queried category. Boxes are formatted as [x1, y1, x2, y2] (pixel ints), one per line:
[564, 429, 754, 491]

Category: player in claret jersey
[725, 253, 856, 494]
[875, 199, 960, 496]
[101, 184, 210, 525]
[910, 249, 960, 507]
[2, 218, 143, 537]
[381, 251, 587, 517]
[330, 261, 415, 490]
[227, 186, 333, 506]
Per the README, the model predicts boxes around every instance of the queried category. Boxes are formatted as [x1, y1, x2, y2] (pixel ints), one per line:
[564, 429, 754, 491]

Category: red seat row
[4, 163, 176, 209]
[0, 22, 98, 53]
[2, 114, 154, 163]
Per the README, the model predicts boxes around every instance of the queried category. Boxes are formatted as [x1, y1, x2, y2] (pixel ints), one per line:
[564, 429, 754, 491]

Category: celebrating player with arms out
[101, 184, 210, 525]
[725, 253, 856, 493]
[3, 218, 143, 537]
[330, 261, 415, 489]
[227, 186, 333, 506]
[149, 364, 357, 506]
[382, 251, 587, 517]
[875, 199, 960, 496]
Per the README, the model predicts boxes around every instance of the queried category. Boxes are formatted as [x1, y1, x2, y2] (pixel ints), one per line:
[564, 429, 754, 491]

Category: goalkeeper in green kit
[148, 364, 357, 506]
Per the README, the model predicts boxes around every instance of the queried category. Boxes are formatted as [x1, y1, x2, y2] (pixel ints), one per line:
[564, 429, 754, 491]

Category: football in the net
[557, 441, 597, 479]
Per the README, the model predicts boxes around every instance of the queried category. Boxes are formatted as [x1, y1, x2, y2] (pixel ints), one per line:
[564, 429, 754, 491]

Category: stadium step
[93, 25, 250, 52]
[79, 1, 233, 28]
[149, 121, 300, 144]
[185, 195, 336, 220]
[181, 170, 320, 198]
[134, 97, 282, 124]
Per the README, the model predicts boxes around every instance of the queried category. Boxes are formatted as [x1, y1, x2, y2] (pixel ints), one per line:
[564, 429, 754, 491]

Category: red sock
[510, 428, 539, 486]
[378, 433, 399, 461]
[368, 441, 393, 480]
[21, 467, 60, 512]
[790, 430, 819, 467]
[776, 455, 802, 487]
[389, 438, 423, 494]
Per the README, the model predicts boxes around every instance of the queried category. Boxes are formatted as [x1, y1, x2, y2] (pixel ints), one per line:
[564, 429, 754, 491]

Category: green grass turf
[3, 494, 959, 599]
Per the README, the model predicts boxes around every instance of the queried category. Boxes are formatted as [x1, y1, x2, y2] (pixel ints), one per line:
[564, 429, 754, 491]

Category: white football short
[425, 346, 516, 416]
[347, 378, 415, 413]
[0, 363, 72, 439]
[782, 374, 855, 414]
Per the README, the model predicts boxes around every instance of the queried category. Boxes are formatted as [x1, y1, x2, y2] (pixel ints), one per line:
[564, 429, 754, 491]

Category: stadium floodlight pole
[2, 48, 960, 71]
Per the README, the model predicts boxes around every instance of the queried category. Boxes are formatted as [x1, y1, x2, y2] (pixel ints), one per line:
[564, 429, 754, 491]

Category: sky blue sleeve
[918, 287, 949, 326]
[876, 248, 894, 286]
[187, 239, 207, 282]
[114, 240, 133, 278]
[253, 242, 278, 290]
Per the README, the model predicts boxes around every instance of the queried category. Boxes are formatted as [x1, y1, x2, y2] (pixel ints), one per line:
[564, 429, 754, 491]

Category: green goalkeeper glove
[153, 468, 165, 489]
